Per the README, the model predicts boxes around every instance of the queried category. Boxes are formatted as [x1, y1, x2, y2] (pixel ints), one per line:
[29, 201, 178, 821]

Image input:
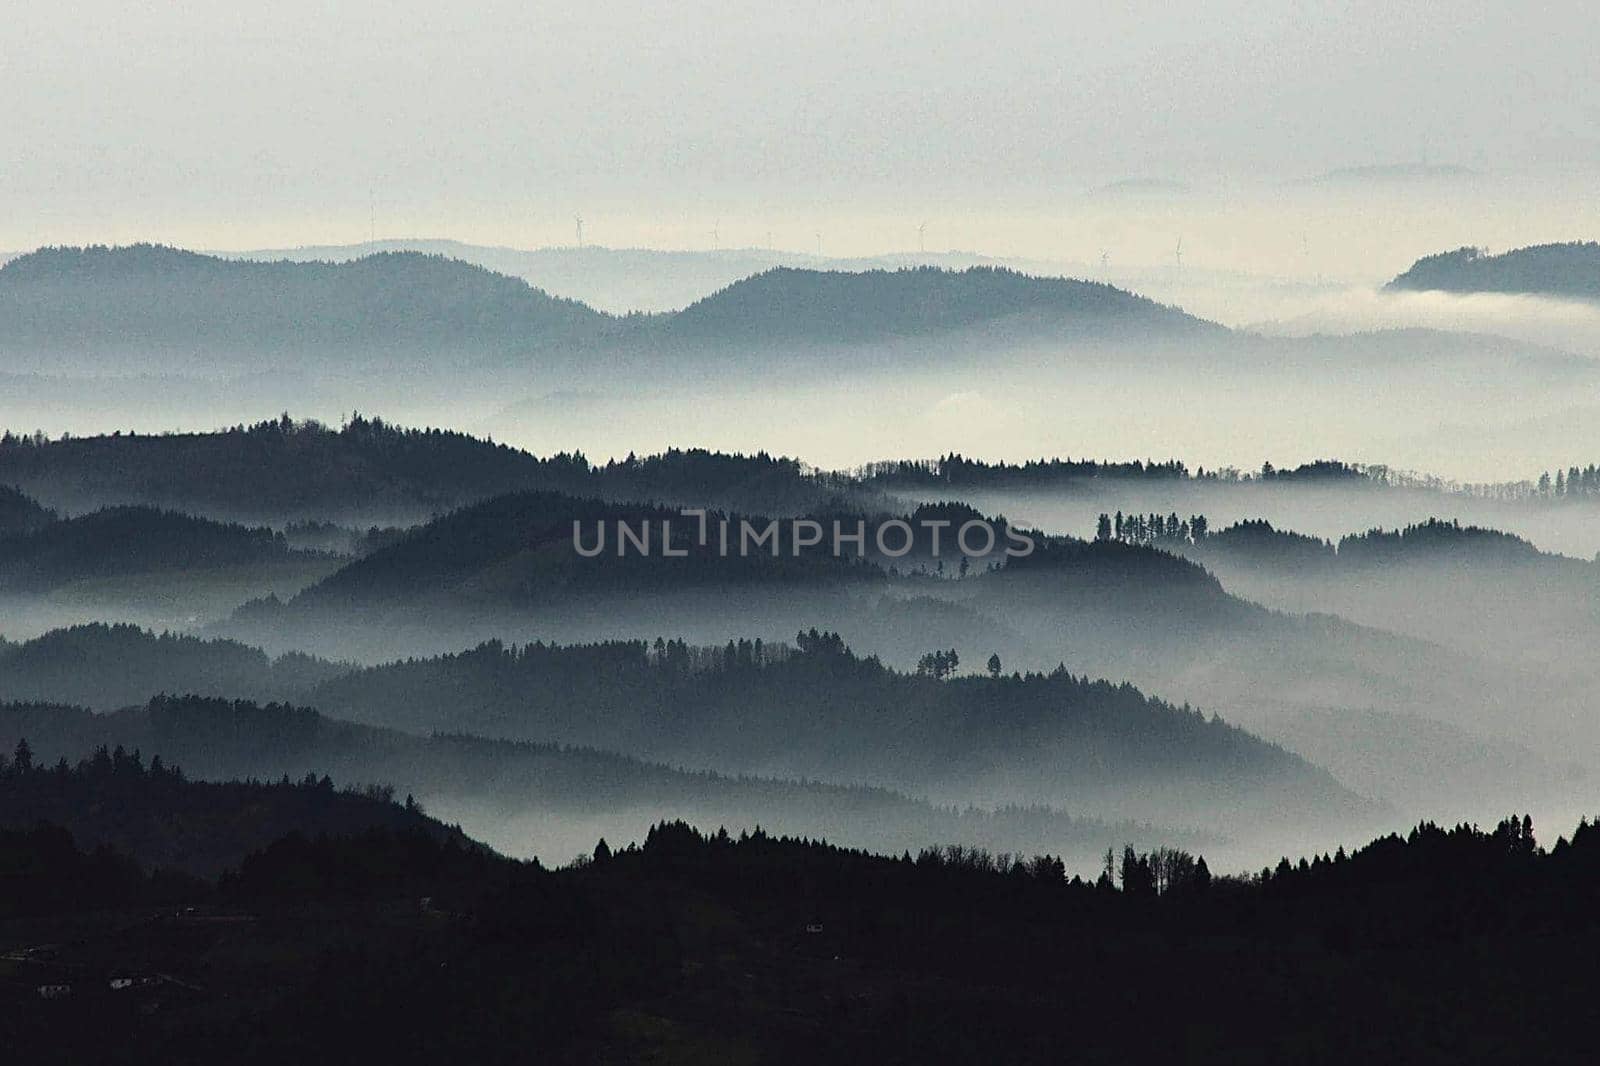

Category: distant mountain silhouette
[1386, 242, 1600, 301]
[226, 238, 1114, 314]
[0, 244, 607, 370]
[654, 265, 1215, 346]
[1304, 163, 1478, 185]
[0, 247, 1218, 376]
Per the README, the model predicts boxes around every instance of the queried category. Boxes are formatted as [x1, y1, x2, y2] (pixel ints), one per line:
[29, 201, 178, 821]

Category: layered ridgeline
[0, 245, 1215, 375]
[0, 622, 1361, 832]
[215, 485, 1578, 817]
[0, 416, 873, 523]
[302, 633, 1359, 824]
[224, 238, 1085, 313]
[1172, 516, 1600, 668]
[1387, 242, 1600, 301]
[0, 696, 1215, 869]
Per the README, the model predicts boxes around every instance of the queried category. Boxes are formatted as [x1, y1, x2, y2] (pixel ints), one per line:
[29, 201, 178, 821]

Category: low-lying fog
[7, 318, 1597, 491]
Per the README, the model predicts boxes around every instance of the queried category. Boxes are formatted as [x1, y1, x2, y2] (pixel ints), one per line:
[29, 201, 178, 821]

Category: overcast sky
[4, 2, 1597, 262]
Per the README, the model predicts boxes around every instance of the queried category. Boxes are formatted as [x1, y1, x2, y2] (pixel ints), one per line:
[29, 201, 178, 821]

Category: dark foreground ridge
[1, 746, 1596, 1066]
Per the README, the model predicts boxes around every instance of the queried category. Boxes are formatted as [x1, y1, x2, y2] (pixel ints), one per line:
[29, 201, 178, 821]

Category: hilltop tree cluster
[1096, 511, 1209, 545]
[1536, 464, 1600, 499]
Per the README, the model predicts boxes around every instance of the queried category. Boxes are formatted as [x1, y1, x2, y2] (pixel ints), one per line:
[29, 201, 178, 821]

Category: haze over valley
[6, 4, 1600, 1059]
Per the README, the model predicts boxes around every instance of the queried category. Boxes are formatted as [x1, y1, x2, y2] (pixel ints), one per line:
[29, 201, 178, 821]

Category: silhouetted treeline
[1094, 509, 1210, 545]
[1094, 513, 1565, 572]
[864, 453, 1190, 485]
[867, 455, 1369, 489]
[0, 736, 468, 877]
[12, 810, 1600, 1064]
[1534, 464, 1600, 499]
[0, 415, 874, 521]
[1334, 517, 1545, 565]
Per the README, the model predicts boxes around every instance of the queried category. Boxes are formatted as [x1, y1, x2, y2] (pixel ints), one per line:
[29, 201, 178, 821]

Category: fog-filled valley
[5, 367, 1600, 876]
[6, 240, 1600, 484]
[12, 1, 1600, 1055]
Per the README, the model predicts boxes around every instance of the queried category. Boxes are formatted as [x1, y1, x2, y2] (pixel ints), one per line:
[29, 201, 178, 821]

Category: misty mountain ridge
[0, 245, 1219, 377]
[223, 237, 1106, 314]
[651, 265, 1217, 346]
[0, 694, 1213, 867]
[0, 622, 349, 710]
[0, 504, 316, 593]
[0, 415, 874, 525]
[1387, 242, 1600, 302]
[300, 631, 1361, 824]
[1189, 516, 1557, 571]
[0, 244, 607, 371]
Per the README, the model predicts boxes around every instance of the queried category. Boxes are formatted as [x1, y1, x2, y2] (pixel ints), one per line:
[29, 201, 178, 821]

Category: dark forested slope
[0, 505, 309, 592]
[0, 741, 475, 877]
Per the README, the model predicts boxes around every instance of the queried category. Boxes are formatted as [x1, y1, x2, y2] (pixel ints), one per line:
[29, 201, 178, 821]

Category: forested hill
[655, 265, 1216, 346]
[0, 417, 868, 522]
[0, 624, 349, 710]
[1179, 517, 1561, 572]
[0, 484, 55, 535]
[0, 244, 607, 368]
[1386, 242, 1600, 301]
[286, 490, 888, 611]
[0, 248, 1218, 374]
[302, 633, 1362, 824]
[0, 505, 307, 592]
[0, 740, 478, 877]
